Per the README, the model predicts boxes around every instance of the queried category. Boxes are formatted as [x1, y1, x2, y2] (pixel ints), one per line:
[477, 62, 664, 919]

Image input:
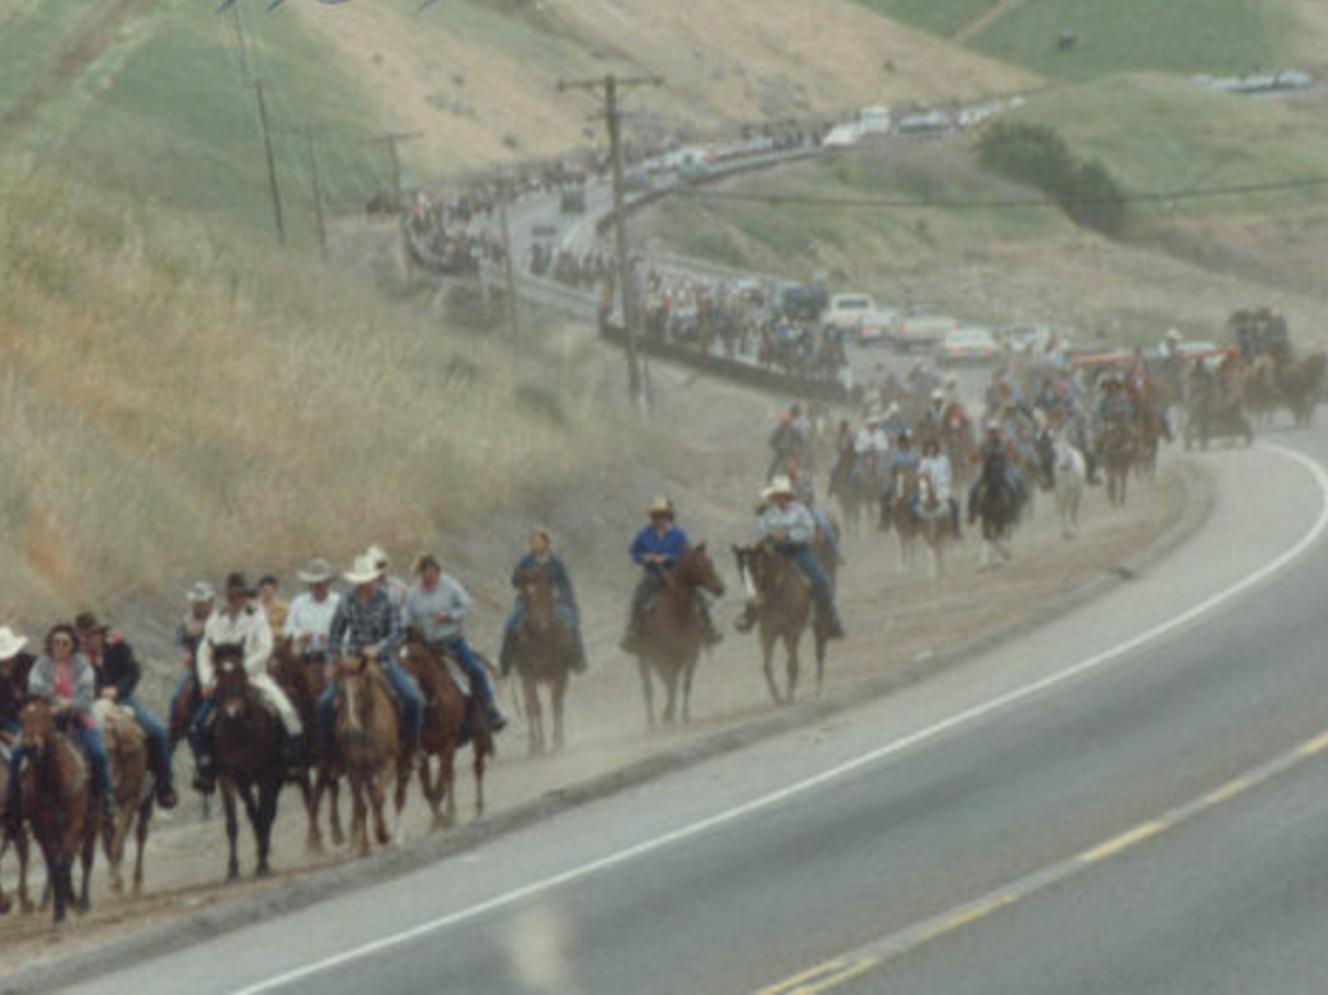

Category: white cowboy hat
[185, 581, 215, 604]
[344, 554, 382, 586]
[647, 495, 675, 517]
[297, 558, 334, 584]
[931, 388, 945, 400]
[763, 475, 795, 501]
[364, 544, 391, 570]
[0, 626, 28, 660]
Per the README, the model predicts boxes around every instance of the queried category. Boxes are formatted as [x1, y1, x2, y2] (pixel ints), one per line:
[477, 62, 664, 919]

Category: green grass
[847, 0, 998, 37]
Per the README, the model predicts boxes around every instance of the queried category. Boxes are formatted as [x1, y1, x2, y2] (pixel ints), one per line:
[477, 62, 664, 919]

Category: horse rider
[827, 418, 855, 490]
[767, 408, 805, 480]
[499, 528, 587, 677]
[782, 455, 842, 565]
[283, 558, 342, 673]
[621, 496, 723, 653]
[365, 545, 410, 611]
[191, 573, 305, 792]
[404, 553, 507, 732]
[969, 421, 1027, 515]
[879, 401, 908, 440]
[76, 613, 177, 809]
[916, 437, 960, 535]
[880, 430, 920, 514]
[0, 627, 36, 744]
[739, 476, 846, 639]
[919, 389, 947, 438]
[257, 575, 289, 644]
[169, 582, 214, 764]
[1125, 350, 1173, 441]
[321, 555, 426, 751]
[1095, 375, 1135, 435]
[1266, 309, 1290, 359]
[6, 623, 116, 831]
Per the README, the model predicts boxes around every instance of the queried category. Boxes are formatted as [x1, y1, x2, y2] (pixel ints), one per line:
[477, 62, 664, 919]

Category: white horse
[1048, 435, 1086, 538]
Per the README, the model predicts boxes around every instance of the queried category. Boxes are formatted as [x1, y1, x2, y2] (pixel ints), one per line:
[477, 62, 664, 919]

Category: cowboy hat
[364, 545, 391, 570]
[73, 612, 108, 636]
[763, 475, 795, 500]
[0, 626, 28, 660]
[297, 558, 334, 585]
[344, 554, 382, 586]
[931, 388, 944, 400]
[647, 496, 675, 517]
[186, 581, 215, 603]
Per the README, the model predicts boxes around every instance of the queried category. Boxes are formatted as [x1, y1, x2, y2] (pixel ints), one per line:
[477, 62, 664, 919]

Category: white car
[857, 308, 900, 345]
[823, 293, 877, 332]
[937, 327, 1000, 365]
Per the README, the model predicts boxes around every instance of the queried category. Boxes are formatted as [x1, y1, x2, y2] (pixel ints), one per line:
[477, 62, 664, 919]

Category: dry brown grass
[0, 172, 636, 624]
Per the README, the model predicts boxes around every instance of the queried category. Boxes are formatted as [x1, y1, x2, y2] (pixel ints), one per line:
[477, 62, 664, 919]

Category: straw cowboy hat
[647, 496, 675, 518]
[186, 581, 215, 603]
[297, 558, 334, 585]
[364, 545, 391, 570]
[763, 475, 795, 501]
[0, 626, 28, 660]
[344, 554, 382, 586]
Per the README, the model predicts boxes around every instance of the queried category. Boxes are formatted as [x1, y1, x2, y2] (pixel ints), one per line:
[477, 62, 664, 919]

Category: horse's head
[18, 696, 55, 753]
[517, 568, 555, 631]
[676, 543, 725, 598]
[335, 654, 380, 733]
[732, 543, 781, 596]
[212, 642, 252, 719]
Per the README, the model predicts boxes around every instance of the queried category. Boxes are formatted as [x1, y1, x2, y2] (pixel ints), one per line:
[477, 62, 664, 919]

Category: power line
[673, 174, 1328, 211]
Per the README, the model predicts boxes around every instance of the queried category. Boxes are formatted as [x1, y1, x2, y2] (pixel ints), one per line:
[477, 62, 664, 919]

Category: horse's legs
[293, 769, 322, 854]
[472, 740, 486, 819]
[521, 676, 543, 758]
[760, 631, 782, 706]
[443, 748, 458, 826]
[637, 659, 656, 731]
[680, 659, 697, 725]
[392, 755, 410, 842]
[16, 829, 32, 913]
[814, 628, 828, 697]
[78, 806, 97, 913]
[236, 781, 265, 876]
[370, 767, 391, 849]
[551, 674, 568, 753]
[132, 800, 150, 896]
[221, 781, 240, 882]
[784, 632, 800, 706]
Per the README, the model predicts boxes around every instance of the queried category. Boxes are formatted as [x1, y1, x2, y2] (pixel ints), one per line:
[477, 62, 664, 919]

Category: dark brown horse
[333, 655, 408, 855]
[510, 568, 576, 756]
[630, 545, 725, 728]
[211, 643, 284, 880]
[18, 697, 98, 924]
[733, 541, 829, 704]
[271, 640, 343, 852]
[1099, 419, 1136, 508]
[0, 745, 33, 916]
[93, 700, 154, 897]
[401, 640, 491, 828]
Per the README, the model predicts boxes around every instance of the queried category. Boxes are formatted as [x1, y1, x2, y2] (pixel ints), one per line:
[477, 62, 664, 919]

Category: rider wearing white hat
[283, 557, 342, 660]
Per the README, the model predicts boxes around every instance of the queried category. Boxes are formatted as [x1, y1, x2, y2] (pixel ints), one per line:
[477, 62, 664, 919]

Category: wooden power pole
[364, 131, 423, 210]
[557, 73, 662, 414]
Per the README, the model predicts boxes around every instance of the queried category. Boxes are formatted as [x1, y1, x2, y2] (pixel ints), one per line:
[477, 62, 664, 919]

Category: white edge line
[237, 442, 1328, 994]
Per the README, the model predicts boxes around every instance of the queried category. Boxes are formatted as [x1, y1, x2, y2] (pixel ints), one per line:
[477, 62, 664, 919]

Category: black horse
[968, 448, 1023, 562]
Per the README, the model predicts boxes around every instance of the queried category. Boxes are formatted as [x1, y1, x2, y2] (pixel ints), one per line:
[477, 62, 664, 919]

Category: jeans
[809, 506, 840, 562]
[7, 723, 113, 811]
[317, 659, 424, 748]
[122, 696, 173, 789]
[777, 542, 840, 624]
[437, 638, 497, 712]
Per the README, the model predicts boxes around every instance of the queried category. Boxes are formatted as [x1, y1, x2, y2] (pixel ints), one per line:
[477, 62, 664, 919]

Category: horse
[1132, 407, 1163, 481]
[631, 545, 726, 728]
[1277, 351, 1327, 428]
[18, 697, 98, 925]
[92, 700, 153, 897]
[1099, 419, 1135, 508]
[0, 743, 33, 915]
[400, 639, 491, 829]
[915, 471, 960, 579]
[969, 451, 1020, 563]
[211, 643, 284, 880]
[1035, 430, 1086, 539]
[829, 450, 865, 535]
[168, 661, 211, 819]
[271, 640, 342, 852]
[732, 541, 825, 705]
[332, 655, 409, 856]
[510, 568, 576, 756]
[887, 466, 922, 574]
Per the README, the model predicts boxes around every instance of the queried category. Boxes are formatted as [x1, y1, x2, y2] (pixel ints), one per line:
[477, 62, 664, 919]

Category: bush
[977, 122, 1127, 236]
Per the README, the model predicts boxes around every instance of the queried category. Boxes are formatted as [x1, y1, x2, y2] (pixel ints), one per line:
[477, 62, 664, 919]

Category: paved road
[58, 433, 1328, 994]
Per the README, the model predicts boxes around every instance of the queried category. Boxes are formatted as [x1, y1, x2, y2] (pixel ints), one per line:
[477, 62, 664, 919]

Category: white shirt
[197, 605, 273, 688]
[283, 590, 342, 653]
[757, 501, 815, 545]
[919, 454, 953, 500]
[855, 429, 890, 454]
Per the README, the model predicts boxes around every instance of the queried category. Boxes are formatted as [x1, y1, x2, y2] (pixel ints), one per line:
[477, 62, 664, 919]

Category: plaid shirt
[329, 586, 403, 660]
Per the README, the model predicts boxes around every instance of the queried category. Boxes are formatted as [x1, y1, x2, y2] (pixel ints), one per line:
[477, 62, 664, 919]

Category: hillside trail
[954, 0, 1032, 45]
[0, 362, 1186, 972]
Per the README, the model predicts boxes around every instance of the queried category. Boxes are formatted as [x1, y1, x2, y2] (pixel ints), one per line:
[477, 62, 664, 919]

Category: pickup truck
[894, 314, 958, 353]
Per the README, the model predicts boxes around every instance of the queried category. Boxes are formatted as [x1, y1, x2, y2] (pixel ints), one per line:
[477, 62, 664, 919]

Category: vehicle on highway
[857, 307, 900, 346]
[1002, 324, 1053, 356]
[897, 109, 951, 135]
[778, 283, 829, 322]
[936, 326, 999, 366]
[823, 293, 877, 332]
[894, 313, 958, 353]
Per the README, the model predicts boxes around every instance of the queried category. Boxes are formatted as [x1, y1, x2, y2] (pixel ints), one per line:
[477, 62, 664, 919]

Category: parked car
[857, 308, 900, 345]
[779, 284, 829, 322]
[937, 326, 999, 365]
[823, 293, 877, 332]
[895, 314, 958, 353]
[1002, 324, 1053, 356]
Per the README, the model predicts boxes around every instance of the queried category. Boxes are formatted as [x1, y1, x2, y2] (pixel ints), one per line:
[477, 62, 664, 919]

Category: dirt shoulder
[0, 361, 1192, 981]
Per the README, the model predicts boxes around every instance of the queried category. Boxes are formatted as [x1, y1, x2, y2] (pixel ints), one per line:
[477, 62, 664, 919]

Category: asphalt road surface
[59, 431, 1328, 994]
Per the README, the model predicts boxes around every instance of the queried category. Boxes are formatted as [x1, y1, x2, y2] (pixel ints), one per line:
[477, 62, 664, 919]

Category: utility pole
[226, 3, 285, 246]
[282, 127, 328, 259]
[363, 131, 423, 210]
[498, 182, 521, 359]
[557, 73, 662, 414]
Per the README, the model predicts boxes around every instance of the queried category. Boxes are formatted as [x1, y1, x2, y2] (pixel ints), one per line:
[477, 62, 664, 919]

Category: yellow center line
[788, 957, 879, 995]
[752, 959, 846, 995]
[1298, 730, 1328, 756]
[915, 893, 1018, 944]
[1204, 774, 1254, 805]
[1078, 819, 1168, 864]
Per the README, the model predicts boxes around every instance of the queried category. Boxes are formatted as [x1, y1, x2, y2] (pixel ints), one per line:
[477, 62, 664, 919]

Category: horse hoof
[226, 866, 240, 883]
[255, 865, 272, 879]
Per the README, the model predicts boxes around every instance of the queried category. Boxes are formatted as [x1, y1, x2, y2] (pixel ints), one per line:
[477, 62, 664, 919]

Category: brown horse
[0, 743, 33, 916]
[271, 640, 343, 852]
[1132, 408, 1163, 481]
[1099, 420, 1136, 508]
[510, 568, 577, 756]
[18, 697, 98, 924]
[630, 545, 725, 728]
[888, 466, 922, 574]
[732, 541, 829, 704]
[401, 640, 491, 828]
[1278, 351, 1327, 428]
[93, 700, 154, 897]
[168, 664, 211, 818]
[333, 655, 408, 855]
[211, 643, 284, 880]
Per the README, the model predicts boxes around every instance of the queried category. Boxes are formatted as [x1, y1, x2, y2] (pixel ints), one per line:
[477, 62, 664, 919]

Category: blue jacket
[630, 524, 690, 576]
[512, 553, 577, 611]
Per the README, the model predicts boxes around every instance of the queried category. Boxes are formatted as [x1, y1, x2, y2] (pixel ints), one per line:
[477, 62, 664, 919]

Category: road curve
[45, 432, 1328, 994]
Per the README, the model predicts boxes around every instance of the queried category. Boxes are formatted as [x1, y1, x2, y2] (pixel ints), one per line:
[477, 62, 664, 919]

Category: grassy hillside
[860, 0, 1315, 81]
